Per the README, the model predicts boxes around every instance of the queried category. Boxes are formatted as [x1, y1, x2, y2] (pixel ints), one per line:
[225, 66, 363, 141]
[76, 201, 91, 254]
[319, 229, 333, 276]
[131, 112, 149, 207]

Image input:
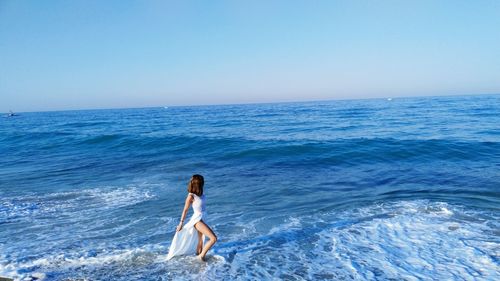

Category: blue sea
[1, 95, 499, 280]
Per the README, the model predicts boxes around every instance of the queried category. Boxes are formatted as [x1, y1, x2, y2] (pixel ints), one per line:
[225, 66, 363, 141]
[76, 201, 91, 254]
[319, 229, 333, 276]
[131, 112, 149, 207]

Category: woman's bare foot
[197, 254, 206, 262]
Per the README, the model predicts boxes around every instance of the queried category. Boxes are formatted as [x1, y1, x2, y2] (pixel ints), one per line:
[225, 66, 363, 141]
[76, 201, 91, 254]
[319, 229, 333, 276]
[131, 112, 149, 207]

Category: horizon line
[4, 92, 499, 114]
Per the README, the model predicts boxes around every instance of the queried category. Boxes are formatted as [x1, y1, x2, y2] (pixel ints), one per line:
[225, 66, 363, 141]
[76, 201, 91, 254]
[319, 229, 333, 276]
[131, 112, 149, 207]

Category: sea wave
[1, 96, 499, 280]
[0, 186, 156, 224]
[217, 138, 500, 166]
[213, 200, 499, 280]
[5, 200, 497, 281]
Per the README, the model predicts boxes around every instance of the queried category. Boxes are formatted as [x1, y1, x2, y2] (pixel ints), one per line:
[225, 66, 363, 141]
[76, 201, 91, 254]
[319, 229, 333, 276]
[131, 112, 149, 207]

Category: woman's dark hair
[187, 174, 204, 196]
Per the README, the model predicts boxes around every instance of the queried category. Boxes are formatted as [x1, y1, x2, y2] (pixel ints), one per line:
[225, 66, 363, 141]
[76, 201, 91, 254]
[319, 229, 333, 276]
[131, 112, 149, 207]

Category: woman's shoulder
[188, 192, 205, 198]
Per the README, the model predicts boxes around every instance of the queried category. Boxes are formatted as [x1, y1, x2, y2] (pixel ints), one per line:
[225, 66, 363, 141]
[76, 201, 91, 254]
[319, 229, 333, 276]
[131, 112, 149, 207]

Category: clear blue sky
[1, 0, 499, 112]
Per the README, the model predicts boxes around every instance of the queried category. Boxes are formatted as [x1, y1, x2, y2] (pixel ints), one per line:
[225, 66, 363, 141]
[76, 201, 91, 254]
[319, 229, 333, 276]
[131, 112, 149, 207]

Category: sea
[1, 94, 499, 280]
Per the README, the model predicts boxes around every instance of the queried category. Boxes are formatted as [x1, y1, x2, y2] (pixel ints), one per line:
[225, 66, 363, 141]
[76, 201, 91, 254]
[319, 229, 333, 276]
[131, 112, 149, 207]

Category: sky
[1, 0, 499, 112]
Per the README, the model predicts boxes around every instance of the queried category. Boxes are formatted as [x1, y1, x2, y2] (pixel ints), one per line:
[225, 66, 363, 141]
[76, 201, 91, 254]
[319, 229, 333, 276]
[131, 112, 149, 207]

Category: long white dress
[167, 193, 206, 260]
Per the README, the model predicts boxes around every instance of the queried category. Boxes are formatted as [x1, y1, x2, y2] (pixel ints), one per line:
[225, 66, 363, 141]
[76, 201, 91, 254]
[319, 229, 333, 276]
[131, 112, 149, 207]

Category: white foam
[0, 186, 156, 221]
[1, 185, 161, 280]
[269, 216, 301, 234]
[1, 244, 170, 281]
[216, 200, 499, 280]
[2, 200, 498, 280]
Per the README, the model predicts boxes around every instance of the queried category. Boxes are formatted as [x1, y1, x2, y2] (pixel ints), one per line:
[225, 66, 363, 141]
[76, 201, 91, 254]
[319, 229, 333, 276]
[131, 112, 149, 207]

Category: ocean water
[0, 95, 499, 280]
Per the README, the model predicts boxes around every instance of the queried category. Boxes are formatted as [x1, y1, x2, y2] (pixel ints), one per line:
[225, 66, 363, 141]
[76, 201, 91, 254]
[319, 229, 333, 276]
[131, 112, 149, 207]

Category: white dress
[167, 193, 206, 260]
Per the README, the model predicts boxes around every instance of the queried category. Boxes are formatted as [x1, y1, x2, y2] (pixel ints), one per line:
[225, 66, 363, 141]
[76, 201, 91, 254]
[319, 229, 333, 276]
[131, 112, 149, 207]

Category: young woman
[166, 174, 217, 261]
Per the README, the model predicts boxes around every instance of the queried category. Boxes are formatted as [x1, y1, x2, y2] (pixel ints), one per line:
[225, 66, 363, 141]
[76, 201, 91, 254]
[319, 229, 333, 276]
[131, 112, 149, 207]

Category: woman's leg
[196, 230, 203, 255]
[194, 220, 217, 261]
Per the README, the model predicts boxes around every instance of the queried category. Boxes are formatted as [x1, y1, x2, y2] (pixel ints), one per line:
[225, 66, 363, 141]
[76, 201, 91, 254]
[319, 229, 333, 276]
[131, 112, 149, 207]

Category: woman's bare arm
[176, 194, 193, 231]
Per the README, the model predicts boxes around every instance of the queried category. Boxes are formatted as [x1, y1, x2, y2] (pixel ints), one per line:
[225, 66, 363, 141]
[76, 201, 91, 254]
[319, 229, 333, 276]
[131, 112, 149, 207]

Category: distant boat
[164, 106, 169, 109]
[6, 110, 18, 117]
[387, 98, 393, 101]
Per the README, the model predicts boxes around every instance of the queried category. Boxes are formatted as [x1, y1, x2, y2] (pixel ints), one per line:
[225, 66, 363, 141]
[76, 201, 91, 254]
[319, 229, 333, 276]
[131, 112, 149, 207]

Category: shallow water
[1, 95, 499, 280]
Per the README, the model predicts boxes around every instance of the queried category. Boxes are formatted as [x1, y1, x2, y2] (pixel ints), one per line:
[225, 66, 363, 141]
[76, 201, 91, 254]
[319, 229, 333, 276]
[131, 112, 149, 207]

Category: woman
[167, 174, 217, 261]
